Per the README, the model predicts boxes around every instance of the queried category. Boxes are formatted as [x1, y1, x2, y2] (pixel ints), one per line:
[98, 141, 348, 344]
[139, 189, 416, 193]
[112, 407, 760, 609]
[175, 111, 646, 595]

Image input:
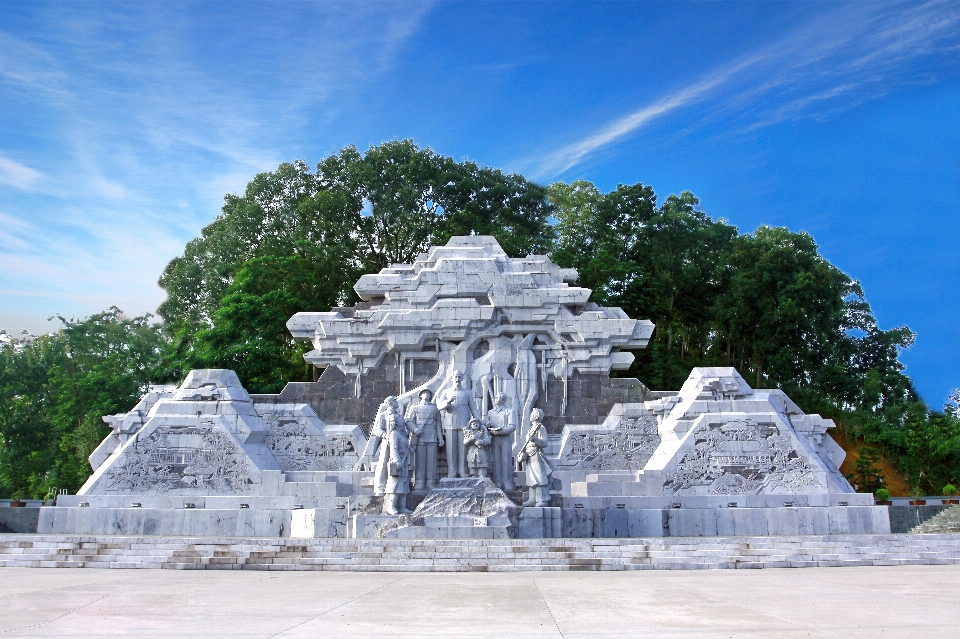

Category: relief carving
[567, 413, 661, 471]
[665, 419, 819, 495]
[106, 426, 252, 493]
[265, 419, 356, 471]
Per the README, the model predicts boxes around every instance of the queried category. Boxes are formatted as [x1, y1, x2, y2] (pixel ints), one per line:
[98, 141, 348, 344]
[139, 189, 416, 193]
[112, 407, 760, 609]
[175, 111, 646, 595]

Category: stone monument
[39, 235, 890, 539]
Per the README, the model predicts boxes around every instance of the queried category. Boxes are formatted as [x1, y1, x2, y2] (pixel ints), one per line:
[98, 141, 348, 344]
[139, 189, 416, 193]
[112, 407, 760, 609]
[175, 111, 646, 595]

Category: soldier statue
[406, 389, 442, 490]
[436, 369, 479, 478]
[355, 396, 406, 496]
[517, 408, 553, 507]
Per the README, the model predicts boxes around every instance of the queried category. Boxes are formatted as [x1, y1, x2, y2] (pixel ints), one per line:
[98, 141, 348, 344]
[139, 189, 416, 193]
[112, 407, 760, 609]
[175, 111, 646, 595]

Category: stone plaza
[32, 235, 891, 544]
[2, 564, 959, 637]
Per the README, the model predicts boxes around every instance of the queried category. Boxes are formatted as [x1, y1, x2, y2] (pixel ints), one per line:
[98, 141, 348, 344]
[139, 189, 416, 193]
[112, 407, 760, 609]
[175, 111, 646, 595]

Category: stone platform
[2, 533, 959, 571]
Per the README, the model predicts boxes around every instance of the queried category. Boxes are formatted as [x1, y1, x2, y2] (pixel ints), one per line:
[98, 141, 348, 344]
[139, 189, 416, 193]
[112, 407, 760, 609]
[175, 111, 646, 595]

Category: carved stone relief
[106, 426, 252, 494]
[567, 413, 661, 471]
[264, 418, 356, 471]
[664, 419, 820, 495]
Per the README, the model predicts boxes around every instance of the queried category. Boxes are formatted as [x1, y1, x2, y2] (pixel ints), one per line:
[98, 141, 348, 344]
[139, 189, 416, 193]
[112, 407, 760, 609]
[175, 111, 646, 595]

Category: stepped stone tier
[40, 235, 890, 539]
[3, 534, 959, 571]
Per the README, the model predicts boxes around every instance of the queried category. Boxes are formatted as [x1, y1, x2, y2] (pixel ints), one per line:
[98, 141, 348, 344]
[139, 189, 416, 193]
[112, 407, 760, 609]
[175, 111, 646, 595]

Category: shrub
[943, 484, 957, 497]
[875, 488, 890, 501]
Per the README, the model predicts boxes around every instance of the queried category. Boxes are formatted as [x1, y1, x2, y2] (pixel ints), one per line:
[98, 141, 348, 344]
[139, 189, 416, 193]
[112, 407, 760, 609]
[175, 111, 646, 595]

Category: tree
[159, 140, 554, 386]
[851, 446, 885, 493]
[0, 308, 165, 498]
[189, 246, 351, 393]
[551, 181, 737, 389]
[715, 226, 864, 390]
[0, 332, 65, 499]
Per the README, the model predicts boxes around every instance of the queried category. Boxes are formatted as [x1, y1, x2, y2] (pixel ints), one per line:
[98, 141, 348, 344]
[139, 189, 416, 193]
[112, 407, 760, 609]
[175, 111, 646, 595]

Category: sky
[0, 1, 958, 406]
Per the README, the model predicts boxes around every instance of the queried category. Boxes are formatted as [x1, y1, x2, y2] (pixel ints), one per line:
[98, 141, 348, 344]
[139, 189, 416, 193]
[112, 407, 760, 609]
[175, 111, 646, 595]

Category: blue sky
[1, 1, 958, 406]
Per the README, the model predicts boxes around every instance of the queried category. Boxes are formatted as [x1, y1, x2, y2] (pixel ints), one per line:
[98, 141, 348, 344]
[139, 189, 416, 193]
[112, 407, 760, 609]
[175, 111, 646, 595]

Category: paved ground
[1, 565, 959, 638]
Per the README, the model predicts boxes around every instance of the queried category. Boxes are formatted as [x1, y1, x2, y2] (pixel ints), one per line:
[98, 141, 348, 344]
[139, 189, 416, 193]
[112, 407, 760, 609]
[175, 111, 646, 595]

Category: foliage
[159, 140, 553, 388]
[850, 446, 885, 494]
[0, 309, 166, 498]
[943, 484, 957, 497]
[874, 488, 890, 501]
[188, 248, 343, 393]
[551, 178, 957, 494]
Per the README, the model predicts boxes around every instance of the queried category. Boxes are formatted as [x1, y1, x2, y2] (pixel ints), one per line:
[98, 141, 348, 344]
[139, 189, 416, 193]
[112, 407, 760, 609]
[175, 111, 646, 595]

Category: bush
[943, 484, 957, 497]
[875, 488, 890, 501]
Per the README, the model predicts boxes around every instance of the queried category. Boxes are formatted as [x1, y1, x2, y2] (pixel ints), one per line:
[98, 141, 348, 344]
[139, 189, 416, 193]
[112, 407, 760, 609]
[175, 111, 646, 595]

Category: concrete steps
[2, 533, 960, 571]
[912, 505, 960, 533]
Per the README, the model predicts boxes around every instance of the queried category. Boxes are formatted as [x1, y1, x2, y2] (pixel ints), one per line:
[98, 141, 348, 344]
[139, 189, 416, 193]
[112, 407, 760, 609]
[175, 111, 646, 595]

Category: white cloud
[0, 157, 43, 190]
[0, 3, 434, 332]
[534, 1, 960, 179]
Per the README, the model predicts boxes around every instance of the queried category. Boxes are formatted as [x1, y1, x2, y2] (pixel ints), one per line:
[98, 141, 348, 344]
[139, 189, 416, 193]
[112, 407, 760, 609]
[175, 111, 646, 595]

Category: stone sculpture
[514, 334, 539, 442]
[436, 369, 479, 478]
[464, 418, 492, 478]
[486, 393, 517, 490]
[382, 404, 413, 515]
[51, 236, 890, 540]
[518, 409, 552, 507]
[406, 389, 442, 490]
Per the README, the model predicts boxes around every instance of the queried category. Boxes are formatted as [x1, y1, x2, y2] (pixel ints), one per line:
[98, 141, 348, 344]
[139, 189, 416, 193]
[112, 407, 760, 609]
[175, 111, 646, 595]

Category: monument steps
[2, 534, 960, 571]
[911, 505, 960, 534]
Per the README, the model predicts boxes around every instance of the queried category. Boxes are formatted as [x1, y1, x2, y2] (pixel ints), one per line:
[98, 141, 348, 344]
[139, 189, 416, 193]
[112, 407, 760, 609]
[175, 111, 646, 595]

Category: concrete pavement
[2, 565, 959, 638]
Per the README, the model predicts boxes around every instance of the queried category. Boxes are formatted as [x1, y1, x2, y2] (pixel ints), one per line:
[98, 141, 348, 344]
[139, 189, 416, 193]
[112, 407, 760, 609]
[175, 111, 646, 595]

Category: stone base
[37, 507, 297, 537]
[555, 505, 890, 537]
[352, 513, 514, 539]
[0, 507, 40, 533]
[2, 533, 958, 571]
[519, 507, 562, 538]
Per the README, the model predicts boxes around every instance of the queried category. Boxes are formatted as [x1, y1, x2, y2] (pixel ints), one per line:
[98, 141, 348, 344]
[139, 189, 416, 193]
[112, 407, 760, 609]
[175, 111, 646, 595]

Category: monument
[38, 236, 889, 539]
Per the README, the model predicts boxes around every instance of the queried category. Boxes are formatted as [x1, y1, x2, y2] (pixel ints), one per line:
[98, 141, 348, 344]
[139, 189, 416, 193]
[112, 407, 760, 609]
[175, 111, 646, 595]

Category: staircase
[2, 533, 959, 571]
[912, 506, 960, 534]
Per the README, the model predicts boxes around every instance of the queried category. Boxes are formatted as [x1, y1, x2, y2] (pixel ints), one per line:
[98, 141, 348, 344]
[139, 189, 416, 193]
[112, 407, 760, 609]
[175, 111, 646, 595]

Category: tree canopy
[158, 140, 553, 387]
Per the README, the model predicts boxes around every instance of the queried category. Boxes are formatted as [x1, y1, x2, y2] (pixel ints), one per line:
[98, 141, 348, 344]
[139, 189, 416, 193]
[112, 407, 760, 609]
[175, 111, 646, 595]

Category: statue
[406, 389, 442, 491]
[436, 369, 479, 478]
[463, 418, 491, 478]
[486, 393, 517, 490]
[517, 408, 552, 507]
[355, 396, 401, 496]
[382, 401, 413, 515]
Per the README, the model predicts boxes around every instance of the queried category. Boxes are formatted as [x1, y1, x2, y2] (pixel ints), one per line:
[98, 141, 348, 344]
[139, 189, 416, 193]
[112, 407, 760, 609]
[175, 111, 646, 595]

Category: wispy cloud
[0, 156, 43, 190]
[0, 3, 433, 332]
[535, 1, 960, 179]
[535, 54, 765, 177]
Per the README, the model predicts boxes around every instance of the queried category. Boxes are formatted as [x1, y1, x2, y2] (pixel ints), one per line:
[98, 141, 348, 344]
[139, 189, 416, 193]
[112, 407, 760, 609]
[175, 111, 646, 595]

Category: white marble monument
[41, 235, 889, 539]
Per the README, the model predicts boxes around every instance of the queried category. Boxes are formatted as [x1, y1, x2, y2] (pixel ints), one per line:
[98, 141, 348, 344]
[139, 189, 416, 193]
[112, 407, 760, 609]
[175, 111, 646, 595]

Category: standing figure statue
[406, 389, 442, 491]
[486, 393, 517, 490]
[436, 369, 479, 478]
[355, 396, 402, 496]
[383, 403, 413, 515]
[517, 408, 553, 507]
[463, 418, 492, 478]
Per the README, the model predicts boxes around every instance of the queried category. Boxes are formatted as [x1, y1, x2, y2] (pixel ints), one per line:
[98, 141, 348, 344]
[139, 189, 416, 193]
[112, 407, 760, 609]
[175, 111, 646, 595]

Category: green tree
[0, 309, 165, 498]
[851, 446, 885, 493]
[0, 332, 65, 499]
[189, 246, 350, 393]
[160, 140, 553, 386]
[716, 226, 864, 389]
